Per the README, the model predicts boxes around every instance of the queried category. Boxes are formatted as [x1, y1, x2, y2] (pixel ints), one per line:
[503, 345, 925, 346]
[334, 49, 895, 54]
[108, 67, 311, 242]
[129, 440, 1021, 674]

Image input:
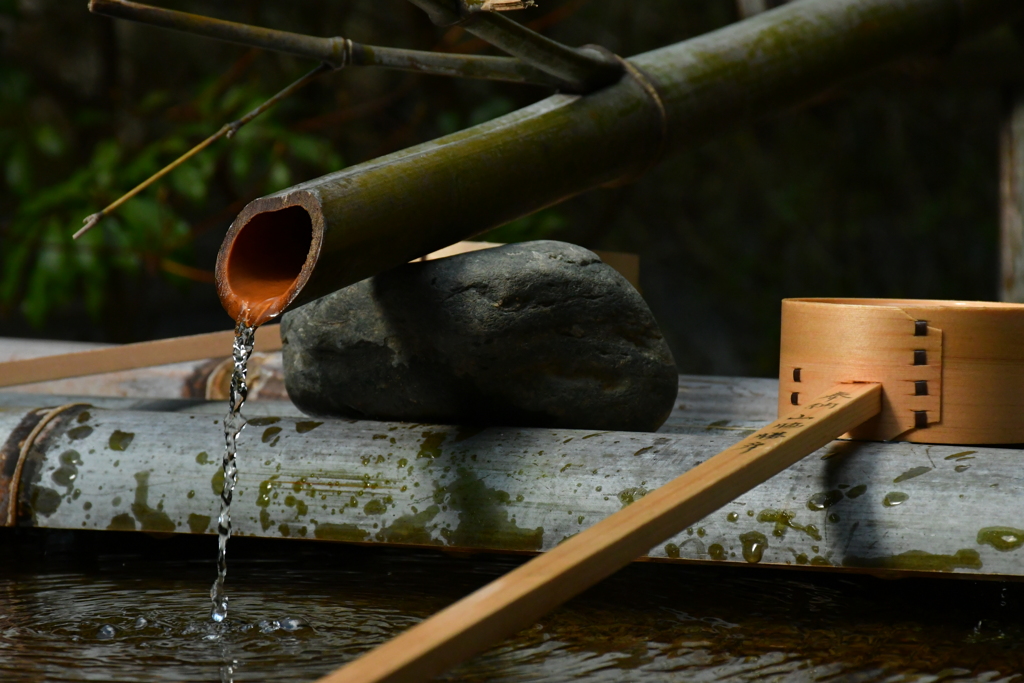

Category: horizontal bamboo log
[0, 374, 766, 429]
[4, 375, 1022, 579]
[215, 0, 1024, 324]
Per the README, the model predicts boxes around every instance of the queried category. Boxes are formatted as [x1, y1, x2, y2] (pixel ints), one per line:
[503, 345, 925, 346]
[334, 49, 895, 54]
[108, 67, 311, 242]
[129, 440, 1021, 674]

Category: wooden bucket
[778, 298, 1024, 444]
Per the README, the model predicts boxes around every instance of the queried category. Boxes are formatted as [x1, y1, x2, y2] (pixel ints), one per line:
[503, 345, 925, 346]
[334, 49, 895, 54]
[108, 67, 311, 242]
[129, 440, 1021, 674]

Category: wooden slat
[1002, 90, 1024, 302]
[316, 383, 881, 683]
[422, 241, 641, 291]
[0, 325, 281, 389]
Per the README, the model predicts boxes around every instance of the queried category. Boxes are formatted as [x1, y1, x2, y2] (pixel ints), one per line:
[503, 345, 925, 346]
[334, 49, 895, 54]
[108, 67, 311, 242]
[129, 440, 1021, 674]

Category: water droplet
[259, 619, 281, 633]
[977, 526, 1024, 552]
[845, 484, 867, 499]
[893, 466, 931, 484]
[883, 492, 909, 507]
[133, 617, 148, 629]
[97, 624, 116, 639]
[739, 531, 768, 563]
[279, 616, 309, 632]
[806, 490, 843, 511]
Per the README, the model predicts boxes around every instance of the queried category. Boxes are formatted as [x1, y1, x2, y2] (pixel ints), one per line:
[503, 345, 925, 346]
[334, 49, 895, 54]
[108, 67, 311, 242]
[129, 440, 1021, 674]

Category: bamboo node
[6, 404, 91, 526]
[602, 55, 667, 187]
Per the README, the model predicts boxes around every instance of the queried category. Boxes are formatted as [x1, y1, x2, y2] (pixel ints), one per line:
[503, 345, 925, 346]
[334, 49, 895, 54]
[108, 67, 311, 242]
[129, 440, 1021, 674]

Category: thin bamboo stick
[88, 0, 565, 88]
[73, 63, 331, 239]
[316, 383, 881, 683]
[0, 325, 280, 389]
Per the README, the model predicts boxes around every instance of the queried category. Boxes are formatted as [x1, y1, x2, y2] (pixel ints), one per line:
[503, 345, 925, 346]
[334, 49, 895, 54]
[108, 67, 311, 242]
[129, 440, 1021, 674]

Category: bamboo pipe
[216, 0, 1024, 325]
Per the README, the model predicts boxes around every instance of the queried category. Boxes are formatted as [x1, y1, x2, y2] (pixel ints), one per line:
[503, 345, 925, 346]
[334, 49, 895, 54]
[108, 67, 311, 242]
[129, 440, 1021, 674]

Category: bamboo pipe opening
[216, 193, 323, 326]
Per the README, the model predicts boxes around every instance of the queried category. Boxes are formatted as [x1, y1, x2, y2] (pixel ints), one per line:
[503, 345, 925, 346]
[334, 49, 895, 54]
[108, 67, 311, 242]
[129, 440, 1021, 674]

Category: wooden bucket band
[778, 298, 1024, 444]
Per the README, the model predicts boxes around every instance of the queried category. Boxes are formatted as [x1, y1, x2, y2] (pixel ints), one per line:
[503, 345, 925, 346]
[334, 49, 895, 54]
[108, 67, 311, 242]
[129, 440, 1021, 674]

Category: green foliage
[0, 62, 343, 329]
[481, 208, 567, 244]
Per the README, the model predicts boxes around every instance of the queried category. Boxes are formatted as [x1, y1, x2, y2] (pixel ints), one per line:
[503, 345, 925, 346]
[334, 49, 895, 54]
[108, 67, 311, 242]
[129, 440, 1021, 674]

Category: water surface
[1, 529, 1022, 682]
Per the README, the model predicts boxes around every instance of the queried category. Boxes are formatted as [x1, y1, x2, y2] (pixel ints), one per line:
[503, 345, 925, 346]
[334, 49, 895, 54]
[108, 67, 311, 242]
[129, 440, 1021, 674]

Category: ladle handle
[0, 325, 281, 388]
[316, 382, 882, 683]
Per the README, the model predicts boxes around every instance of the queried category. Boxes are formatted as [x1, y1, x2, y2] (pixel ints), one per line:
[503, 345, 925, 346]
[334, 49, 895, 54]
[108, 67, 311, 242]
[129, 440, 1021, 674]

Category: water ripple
[2, 531, 1024, 682]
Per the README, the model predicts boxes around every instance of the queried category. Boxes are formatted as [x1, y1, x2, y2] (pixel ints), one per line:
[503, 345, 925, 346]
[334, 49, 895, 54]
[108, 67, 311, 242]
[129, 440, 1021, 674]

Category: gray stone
[280, 241, 678, 432]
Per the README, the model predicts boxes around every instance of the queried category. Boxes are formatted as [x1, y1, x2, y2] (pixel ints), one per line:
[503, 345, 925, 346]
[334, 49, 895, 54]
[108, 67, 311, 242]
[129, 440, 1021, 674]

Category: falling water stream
[211, 321, 257, 624]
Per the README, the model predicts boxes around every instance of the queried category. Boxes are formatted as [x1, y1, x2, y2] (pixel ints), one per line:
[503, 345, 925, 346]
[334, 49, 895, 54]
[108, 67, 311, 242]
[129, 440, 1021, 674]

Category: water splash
[210, 320, 257, 623]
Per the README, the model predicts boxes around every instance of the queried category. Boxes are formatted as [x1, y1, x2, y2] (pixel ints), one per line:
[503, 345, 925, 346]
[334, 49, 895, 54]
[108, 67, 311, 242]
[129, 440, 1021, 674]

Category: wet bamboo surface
[3, 375, 1022, 579]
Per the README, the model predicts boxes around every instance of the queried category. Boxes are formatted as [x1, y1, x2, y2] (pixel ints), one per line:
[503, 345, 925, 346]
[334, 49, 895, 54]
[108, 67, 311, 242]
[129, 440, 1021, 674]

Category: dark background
[1, 0, 1021, 377]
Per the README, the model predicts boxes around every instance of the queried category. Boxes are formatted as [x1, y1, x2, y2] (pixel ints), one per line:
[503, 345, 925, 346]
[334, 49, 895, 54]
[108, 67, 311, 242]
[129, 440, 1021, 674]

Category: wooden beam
[0, 325, 281, 390]
[1002, 89, 1024, 302]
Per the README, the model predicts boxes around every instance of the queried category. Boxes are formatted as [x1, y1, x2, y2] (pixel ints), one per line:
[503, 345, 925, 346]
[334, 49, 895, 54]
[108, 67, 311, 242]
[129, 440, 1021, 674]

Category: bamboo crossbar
[0, 325, 281, 389]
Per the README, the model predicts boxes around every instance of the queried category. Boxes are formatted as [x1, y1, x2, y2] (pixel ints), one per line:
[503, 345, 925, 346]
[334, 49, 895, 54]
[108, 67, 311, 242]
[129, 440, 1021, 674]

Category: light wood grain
[315, 383, 881, 683]
[421, 241, 641, 290]
[0, 325, 281, 389]
[779, 299, 942, 440]
[779, 298, 1024, 443]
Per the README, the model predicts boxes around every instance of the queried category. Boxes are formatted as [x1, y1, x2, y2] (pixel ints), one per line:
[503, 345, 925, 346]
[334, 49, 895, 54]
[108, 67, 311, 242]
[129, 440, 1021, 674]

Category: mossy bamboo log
[216, 0, 1024, 324]
[3, 376, 1023, 578]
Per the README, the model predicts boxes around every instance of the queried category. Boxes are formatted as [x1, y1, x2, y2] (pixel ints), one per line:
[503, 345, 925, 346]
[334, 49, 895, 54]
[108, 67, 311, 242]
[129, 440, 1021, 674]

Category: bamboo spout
[216, 196, 323, 326]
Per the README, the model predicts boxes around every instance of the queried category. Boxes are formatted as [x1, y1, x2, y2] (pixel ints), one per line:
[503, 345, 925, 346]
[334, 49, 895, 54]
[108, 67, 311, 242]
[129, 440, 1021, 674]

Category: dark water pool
[1, 529, 1022, 682]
